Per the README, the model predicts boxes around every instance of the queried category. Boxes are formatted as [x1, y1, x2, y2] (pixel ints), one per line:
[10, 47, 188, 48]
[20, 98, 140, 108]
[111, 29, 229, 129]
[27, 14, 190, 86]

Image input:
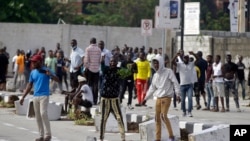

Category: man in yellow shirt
[134, 52, 151, 106]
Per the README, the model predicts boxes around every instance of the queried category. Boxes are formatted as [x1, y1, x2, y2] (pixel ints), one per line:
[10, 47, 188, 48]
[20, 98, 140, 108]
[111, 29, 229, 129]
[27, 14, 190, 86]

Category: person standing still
[84, 37, 102, 105]
[143, 55, 180, 141]
[66, 39, 84, 89]
[20, 55, 59, 141]
[222, 54, 241, 112]
[236, 55, 246, 100]
[100, 57, 125, 141]
[172, 51, 197, 117]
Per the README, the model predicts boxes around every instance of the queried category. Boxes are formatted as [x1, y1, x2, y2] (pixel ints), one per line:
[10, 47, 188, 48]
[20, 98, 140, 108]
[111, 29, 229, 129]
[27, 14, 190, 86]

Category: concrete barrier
[94, 107, 128, 132]
[14, 96, 32, 115]
[27, 99, 63, 121]
[139, 114, 180, 141]
[188, 124, 229, 141]
[179, 121, 214, 134]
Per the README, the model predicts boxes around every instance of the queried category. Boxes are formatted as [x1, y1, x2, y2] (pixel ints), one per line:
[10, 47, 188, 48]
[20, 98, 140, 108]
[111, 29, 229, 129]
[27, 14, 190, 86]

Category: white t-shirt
[213, 62, 224, 82]
[177, 61, 195, 85]
[70, 47, 84, 73]
[80, 84, 94, 104]
[12, 55, 18, 72]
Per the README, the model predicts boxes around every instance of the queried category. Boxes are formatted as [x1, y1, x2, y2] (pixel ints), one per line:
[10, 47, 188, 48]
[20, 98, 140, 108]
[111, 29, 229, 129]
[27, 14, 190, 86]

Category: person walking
[119, 52, 137, 109]
[134, 52, 151, 106]
[84, 37, 102, 105]
[99, 57, 125, 141]
[143, 55, 180, 141]
[20, 54, 59, 141]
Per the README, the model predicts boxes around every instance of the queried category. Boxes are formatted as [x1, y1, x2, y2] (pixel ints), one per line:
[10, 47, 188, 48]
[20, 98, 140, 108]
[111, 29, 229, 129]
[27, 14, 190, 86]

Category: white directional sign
[141, 19, 153, 36]
[184, 2, 200, 35]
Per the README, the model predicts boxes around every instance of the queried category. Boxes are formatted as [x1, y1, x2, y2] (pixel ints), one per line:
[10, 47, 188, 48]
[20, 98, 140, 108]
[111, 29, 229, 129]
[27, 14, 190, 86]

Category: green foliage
[117, 68, 132, 79]
[189, 0, 230, 31]
[85, 0, 158, 27]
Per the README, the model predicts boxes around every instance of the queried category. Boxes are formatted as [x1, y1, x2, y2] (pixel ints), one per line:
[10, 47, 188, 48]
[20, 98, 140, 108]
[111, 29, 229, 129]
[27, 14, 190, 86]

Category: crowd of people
[0, 37, 249, 141]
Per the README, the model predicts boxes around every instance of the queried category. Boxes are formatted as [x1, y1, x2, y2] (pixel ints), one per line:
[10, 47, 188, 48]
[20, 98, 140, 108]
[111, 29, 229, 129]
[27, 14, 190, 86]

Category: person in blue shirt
[20, 54, 59, 141]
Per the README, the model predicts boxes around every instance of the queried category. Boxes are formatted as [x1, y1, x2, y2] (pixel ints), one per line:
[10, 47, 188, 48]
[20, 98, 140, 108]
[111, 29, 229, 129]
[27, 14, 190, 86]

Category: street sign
[141, 19, 152, 36]
[158, 0, 181, 29]
[184, 2, 200, 35]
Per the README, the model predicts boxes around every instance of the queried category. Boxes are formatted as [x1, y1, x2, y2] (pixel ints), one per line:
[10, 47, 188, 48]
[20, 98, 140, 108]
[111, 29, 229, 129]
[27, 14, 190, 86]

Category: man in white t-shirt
[72, 75, 93, 115]
[172, 51, 197, 117]
[65, 39, 84, 89]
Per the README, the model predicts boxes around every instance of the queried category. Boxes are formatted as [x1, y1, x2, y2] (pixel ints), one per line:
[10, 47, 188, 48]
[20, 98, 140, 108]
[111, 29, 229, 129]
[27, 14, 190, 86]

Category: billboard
[158, 0, 181, 29]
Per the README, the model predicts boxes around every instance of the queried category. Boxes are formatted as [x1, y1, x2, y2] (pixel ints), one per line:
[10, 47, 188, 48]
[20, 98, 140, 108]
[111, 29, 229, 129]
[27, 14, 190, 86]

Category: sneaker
[202, 108, 209, 111]
[237, 108, 241, 112]
[226, 108, 230, 112]
[135, 103, 141, 107]
[44, 136, 51, 141]
[182, 112, 186, 117]
[204, 102, 207, 107]
[187, 112, 193, 117]
[169, 136, 175, 141]
[220, 108, 225, 112]
[127, 104, 134, 110]
[35, 137, 44, 141]
[197, 105, 201, 110]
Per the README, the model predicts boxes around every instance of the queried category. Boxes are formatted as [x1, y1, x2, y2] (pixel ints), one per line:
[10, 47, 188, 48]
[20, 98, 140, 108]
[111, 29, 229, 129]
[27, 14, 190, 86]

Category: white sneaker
[187, 112, 193, 117]
[127, 104, 134, 110]
[237, 108, 241, 112]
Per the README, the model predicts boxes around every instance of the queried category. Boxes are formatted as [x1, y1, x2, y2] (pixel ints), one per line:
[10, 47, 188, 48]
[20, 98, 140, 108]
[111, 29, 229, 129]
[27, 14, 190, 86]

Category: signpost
[184, 2, 200, 35]
[141, 19, 152, 49]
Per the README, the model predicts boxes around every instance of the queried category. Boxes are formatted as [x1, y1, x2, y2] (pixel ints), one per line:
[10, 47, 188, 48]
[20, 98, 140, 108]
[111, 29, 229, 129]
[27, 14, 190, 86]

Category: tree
[190, 0, 230, 31]
[85, 0, 158, 27]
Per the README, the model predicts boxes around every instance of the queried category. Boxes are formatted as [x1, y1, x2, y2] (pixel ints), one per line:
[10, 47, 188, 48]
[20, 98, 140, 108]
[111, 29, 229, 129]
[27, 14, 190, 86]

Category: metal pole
[248, 0, 250, 31]
[180, 0, 185, 50]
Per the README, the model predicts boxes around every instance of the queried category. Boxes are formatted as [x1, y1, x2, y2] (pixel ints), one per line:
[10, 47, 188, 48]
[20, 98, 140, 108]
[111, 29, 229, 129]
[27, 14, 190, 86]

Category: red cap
[30, 55, 42, 62]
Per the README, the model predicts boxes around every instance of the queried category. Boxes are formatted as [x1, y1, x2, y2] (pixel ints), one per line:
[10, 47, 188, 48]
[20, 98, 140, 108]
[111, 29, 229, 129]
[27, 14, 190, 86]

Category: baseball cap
[78, 75, 87, 82]
[30, 55, 42, 62]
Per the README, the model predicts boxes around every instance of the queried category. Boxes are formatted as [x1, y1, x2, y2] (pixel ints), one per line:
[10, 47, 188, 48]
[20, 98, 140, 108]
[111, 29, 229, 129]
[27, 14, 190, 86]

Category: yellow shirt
[135, 60, 151, 80]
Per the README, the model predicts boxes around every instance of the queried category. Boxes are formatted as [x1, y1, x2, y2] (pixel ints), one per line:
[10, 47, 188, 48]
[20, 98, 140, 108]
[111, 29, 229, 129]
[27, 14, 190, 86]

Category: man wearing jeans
[172, 51, 197, 117]
[222, 54, 241, 112]
[20, 55, 59, 141]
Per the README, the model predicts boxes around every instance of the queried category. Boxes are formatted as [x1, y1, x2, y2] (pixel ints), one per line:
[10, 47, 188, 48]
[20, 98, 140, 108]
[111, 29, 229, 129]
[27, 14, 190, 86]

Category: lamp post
[180, 0, 185, 50]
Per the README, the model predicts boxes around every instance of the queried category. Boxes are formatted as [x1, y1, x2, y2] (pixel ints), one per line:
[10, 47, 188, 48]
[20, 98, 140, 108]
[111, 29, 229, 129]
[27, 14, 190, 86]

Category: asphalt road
[1, 90, 250, 141]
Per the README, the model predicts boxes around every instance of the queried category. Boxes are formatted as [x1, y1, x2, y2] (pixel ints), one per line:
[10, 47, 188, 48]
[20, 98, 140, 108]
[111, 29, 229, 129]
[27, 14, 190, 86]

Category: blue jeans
[224, 81, 240, 109]
[236, 79, 246, 99]
[180, 84, 193, 113]
[205, 82, 214, 108]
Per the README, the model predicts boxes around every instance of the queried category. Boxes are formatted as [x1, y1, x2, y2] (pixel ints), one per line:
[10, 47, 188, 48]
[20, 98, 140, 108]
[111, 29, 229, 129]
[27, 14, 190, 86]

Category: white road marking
[16, 127, 29, 130]
[2, 123, 14, 127]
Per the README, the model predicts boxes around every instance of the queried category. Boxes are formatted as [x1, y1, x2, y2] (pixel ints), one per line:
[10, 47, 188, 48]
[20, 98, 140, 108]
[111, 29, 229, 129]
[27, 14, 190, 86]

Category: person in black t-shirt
[222, 54, 240, 112]
[100, 57, 125, 141]
[119, 52, 137, 109]
[236, 55, 246, 100]
[0, 48, 9, 91]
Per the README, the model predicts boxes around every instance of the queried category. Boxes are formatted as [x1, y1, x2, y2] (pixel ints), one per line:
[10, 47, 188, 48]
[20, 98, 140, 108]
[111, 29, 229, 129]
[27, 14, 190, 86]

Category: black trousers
[85, 69, 99, 105]
[119, 79, 134, 105]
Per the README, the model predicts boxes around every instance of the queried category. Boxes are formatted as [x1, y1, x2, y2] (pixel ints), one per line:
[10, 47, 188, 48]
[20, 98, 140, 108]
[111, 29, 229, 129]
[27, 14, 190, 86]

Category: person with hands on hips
[142, 55, 180, 141]
[20, 54, 59, 141]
